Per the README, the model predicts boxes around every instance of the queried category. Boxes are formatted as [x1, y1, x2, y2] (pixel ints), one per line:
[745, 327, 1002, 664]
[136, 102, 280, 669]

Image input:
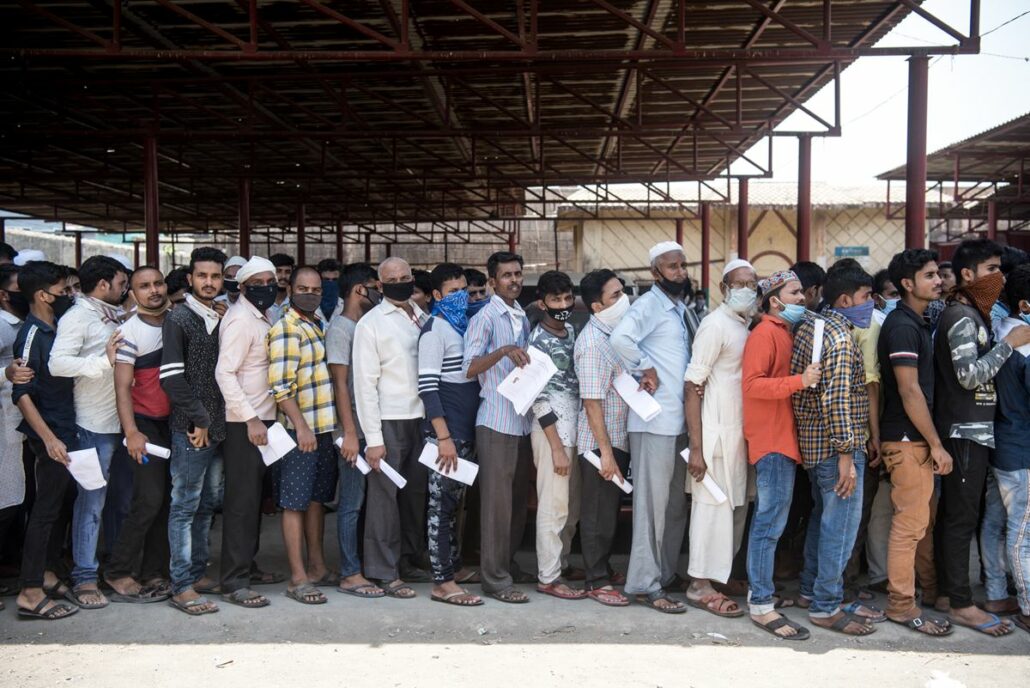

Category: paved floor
[2, 515, 1027, 687]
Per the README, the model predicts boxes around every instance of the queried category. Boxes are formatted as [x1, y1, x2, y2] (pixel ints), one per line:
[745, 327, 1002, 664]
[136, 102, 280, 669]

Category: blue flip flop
[952, 612, 1013, 636]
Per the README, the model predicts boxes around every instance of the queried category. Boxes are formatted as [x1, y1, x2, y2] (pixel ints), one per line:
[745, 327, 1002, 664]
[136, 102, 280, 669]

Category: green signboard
[834, 246, 869, 257]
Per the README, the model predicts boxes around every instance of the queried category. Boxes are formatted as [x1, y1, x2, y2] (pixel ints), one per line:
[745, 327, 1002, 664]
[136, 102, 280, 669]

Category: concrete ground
[2, 515, 1027, 688]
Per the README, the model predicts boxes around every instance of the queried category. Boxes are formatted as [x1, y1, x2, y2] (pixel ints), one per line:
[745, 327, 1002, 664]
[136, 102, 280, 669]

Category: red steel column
[364, 232, 372, 262]
[700, 202, 711, 304]
[987, 200, 998, 240]
[737, 178, 749, 260]
[675, 217, 684, 246]
[239, 178, 251, 257]
[335, 220, 344, 262]
[143, 136, 160, 266]
[797, 134, 812, 262]
[905, 56, 929, 249]
[134, 241, 141, 268]
[296, 203, 306, 265]
[74, 233, 83, 268]
[508, 231, 517, 253]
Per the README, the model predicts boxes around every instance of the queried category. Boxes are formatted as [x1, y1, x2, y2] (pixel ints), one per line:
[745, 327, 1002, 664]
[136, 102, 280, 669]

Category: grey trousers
[476, 426, 532, 594]
[579, 447, 630, 588]
[363, 418, 429, 581]
[625, 431, 689, 596]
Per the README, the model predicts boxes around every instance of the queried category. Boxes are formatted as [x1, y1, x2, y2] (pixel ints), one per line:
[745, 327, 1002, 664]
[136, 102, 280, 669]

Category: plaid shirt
[268, 307, 336, 435]
[790, 307, 869, 468]
[575, 316, 628, 452]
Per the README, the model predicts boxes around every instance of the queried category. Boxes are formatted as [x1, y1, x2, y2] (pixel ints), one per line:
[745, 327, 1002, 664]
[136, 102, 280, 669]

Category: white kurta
[0, 310, 25, 510]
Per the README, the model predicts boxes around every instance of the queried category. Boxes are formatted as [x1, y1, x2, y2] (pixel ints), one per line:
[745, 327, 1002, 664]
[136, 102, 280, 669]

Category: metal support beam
[364, 231, 372, 262]
[134, 240, 140, 268]
[987, 199, 997, 240]
[508, 231, 517, 253]
[905, 56, 929, 249]
[737, 178, 749, 260]
[797, 134, 812, 262]
[74, 232, 82, 268]
[143, 135, 160, 266]
[675, 217, 684, 246]
[296, 203, 306, 265]
[239, 177, 251, 257]
[335, 219, 344, 262]
[701, 202, 711, 305]
[0, 218, 5, 244]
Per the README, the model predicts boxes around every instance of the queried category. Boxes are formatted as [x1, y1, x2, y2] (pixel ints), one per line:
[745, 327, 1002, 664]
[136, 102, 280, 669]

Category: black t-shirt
[878, 301, 934, 442]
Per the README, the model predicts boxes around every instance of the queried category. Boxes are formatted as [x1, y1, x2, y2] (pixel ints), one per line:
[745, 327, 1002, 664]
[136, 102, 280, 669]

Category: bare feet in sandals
[888, 609, 952, 636]
[752, 611, 805, 638]
[949, 605, 1014, 637]
[431, 580, 482, 606]
[810, 610, 875, 636]
[170, 588, 218, 615]
[686, 581, 744, 617]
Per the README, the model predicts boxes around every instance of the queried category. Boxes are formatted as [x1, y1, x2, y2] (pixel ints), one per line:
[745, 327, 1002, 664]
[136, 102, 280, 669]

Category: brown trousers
[882, 440, 935, 618]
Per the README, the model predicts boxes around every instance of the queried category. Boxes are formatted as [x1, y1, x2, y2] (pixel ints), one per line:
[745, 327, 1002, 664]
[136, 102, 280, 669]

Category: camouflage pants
[427, 439, 475, 583]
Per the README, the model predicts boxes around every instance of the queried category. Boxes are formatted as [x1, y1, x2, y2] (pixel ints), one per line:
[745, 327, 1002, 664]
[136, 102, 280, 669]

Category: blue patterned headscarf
[432, 288, 470, 335]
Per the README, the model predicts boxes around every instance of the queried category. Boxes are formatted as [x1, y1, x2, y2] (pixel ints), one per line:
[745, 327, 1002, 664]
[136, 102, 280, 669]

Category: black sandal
[380, 580, 417, 599]
[638, 590, 686, 614]
[487, 587, 529, 604]
[752, 614, 811, 641]
[223, 588, 270, 608]
[822, 612, 876, 636]
[18, 596, 79, 620]
[889, 614, 953, 636]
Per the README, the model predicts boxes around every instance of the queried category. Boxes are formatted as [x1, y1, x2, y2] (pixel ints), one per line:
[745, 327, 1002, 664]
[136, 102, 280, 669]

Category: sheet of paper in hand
[417, 441, 479, 486]
[256, 422, 297, 466]
[613, 372, 662, 422]
[497, 345, 559, 416]
[582, 450, 632, 494]
[67, 448, 107, 490]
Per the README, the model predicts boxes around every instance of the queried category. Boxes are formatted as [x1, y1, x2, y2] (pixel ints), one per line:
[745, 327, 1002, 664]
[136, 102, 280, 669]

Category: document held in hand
[582, 450, 632, 494]
[417, 442, 479, 486]
[679, 447, 728, 504]
[497, 345, 558, 416]
[612, 372, 662, 422]
[335, 437, 407, 488]
[121, 438, 171, 459]
[67, 447, 107, 490]
[257, 422, 297, 466]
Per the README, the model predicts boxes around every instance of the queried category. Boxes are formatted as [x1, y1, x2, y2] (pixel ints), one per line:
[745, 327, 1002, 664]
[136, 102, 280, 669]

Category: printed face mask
[243, 283, 278, 312]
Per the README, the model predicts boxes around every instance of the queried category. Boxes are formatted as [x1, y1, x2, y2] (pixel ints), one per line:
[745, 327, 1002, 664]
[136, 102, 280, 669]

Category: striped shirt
[115, 314, 170, 420]
[574, 316, 629, 452]
[418, 316, 481, 442]
[463, 295, 532, 437]
[268, 307, 336, 436]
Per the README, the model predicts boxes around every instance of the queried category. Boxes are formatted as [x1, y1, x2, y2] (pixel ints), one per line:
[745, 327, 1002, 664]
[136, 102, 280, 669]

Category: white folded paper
[121, 438, 171, 459]
[582, 450, 632, 494]
[613, 372, 662, 422]
[417, 442, 479, 486]
[334, 438, 407, 488]
[679, 447, 728, 504]
[67, 447, 107, 490]
[497, 345, 558, 416]
[257, 422, 297, 466]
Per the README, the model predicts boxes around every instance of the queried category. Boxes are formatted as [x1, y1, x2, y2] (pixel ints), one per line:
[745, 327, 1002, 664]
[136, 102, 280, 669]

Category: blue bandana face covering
[466, 296, 489, 319]
[433, 289, 470, 335]
[834, 299, 875, 329]
[320, 279, 340, 319]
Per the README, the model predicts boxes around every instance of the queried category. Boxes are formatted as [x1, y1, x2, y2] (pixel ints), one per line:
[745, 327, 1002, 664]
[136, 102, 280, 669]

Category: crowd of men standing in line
[0, 236, 1028, 642]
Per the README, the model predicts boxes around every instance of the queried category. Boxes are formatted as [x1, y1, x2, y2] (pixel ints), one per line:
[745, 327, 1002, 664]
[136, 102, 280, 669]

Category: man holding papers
[463, 251, 534, 604]
[12, 261, 79, 620]
[790, 267, 877, 636]
[574, 269, 632, 607]
[742, 270, 819, 639]
[683, 259, 755, 618]
[269, 267, 339, 605]
[353, 257, 431, 598]
[417, 263, 483, 606]
[215, 256, 281, 609]
[107, 266, 173, 604]
[610, 241, 691, 614]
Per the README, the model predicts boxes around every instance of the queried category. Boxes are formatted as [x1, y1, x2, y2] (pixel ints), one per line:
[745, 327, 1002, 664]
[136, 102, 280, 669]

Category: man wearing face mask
[215, 256, 281, 609]
[933, 239, 1030, 636]
[574, 269, 632, 607]
[326, 263, 384, 599]
[216, 256, 247, 307]
[267, 253, 296, 322]
[681, 259, 755, 618]
[610, 242, 691, 613]
[353, 257, 431, 596]
[871, 269, 900, 326]
[317, 258, 344, 322]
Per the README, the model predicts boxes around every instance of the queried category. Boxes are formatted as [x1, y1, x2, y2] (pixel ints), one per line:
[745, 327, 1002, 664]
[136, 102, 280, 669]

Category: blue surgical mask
[774, 298, 806, 325]
[466, 297, 489, 319]
[1020, 312, 1030, 327]
[882, 298, 899, 315]
[991, 301, 1011, 324]
[834, 300, 875, 329]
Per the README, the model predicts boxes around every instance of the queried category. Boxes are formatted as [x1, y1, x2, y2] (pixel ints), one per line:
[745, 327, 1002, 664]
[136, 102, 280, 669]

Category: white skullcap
[106, 253, 134, 271]
[722, 258, 754, 278]
[236, 256, 276, 284]
[225, 255, 247, 271]
[648, 241, 685, 263]
[13, 249, 45, 266]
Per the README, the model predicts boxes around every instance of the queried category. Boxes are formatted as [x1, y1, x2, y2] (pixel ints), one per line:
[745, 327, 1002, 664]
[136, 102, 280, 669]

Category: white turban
[13, 249, 45, 266]
[225, 255, 247, 271]
[235, 256, 276, 284]
[722, 258, 754, 278]
[648, 241, 685, 263]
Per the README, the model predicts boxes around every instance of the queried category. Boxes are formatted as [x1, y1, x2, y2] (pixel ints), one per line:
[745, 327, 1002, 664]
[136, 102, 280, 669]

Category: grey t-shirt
[325, 314, 363, 440]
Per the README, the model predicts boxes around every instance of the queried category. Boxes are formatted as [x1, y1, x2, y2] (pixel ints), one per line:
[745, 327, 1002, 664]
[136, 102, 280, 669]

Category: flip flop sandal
[487, 588, 529, 604]
[842, 601, 887, 623]
[310, 571, 342, 588]
[250, 570, 287, 586]
[823, 612, 876, 636]
[223, 588, 270, 608]
[432, 589, 484, 606]
[586, 587, 630, 607]
[66, 586, 109, 610]
[285, 583, 327, 605]
[17, 597, 79, 621]
[687, 593, 746, 618]
[638, 591, 686, 615]
[168, 595, 219, 616]
[337, 583, 386, 599]
[109, 589, 167, 604]
[380, 581, 417, 599]
[536, 581, 587, 600]
[42, 581, 71, 601]
[889, 615, 953, 636]
[751, 615, 811, 641]
[950, 612, 1013, 636]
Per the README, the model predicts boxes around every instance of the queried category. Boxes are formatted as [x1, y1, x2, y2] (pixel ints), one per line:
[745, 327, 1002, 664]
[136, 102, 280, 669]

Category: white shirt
[0, 309, 24, 510]
[352, 299, 428, 446]
[48, 298, 119, 434]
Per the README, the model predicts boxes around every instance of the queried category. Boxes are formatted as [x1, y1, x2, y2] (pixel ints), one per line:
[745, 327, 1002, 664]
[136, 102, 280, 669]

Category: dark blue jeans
[168, 432, 223, 595]
[337, 439, 367, 578]
[800, 451, 866, 617]
[747, 452, 796, 614]
[71, 426, 123, 587]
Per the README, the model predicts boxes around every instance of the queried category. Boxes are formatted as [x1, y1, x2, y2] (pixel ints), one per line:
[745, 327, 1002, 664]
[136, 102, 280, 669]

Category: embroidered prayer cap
[758, 270, 800, 295]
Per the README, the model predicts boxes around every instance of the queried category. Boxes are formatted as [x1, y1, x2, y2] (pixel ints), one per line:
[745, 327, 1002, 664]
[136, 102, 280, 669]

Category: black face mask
[363, 286, 383, 307]
[546, 307, 573, 322]
[381, 280, 416, 303]
[658, 277, 688, 297]
[51, 294, 74, 320]
[292, 292, 322, 314]
[243, 283, 278, 312]
[4, 290, 28, 319]
[224, 278, 240, 294]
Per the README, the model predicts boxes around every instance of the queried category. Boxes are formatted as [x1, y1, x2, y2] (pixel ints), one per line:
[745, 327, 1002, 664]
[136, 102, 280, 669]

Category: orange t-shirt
[742, 315, 805, 464]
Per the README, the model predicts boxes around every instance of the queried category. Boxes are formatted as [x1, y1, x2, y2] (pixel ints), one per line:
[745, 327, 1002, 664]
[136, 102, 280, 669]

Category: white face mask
[725, 287, 757, 315]
[595, 293, 629, 327]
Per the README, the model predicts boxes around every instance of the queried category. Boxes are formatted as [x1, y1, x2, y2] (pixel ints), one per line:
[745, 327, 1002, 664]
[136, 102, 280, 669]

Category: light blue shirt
[610, 287, 691, 436]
